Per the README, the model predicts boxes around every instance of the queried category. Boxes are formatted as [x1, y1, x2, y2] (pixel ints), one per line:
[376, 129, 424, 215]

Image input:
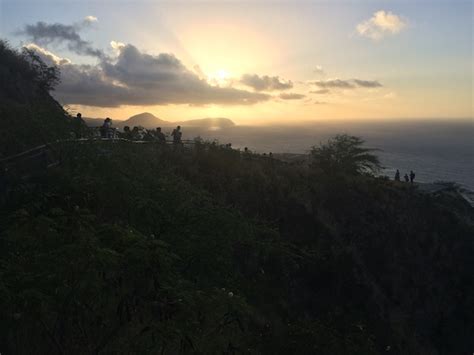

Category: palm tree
[310, 134, 382, 175]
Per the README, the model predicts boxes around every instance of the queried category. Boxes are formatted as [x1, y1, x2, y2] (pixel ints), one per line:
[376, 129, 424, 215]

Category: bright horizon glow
[1, 0, 472, 124]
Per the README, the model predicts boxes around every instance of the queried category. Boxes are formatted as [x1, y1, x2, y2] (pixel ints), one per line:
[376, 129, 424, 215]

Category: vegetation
[1, 140, 473, 354]
[310, 134, 382, 175]
[0, 40, 79, 157]
[1, 40, 473, 354]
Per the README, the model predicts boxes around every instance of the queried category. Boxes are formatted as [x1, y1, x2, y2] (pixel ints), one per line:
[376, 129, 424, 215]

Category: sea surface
[178, 120, 474, 191]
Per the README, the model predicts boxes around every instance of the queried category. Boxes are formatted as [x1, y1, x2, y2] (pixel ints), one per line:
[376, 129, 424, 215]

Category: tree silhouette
[310, 134, 382, 175]
[22, 47, 60, 92]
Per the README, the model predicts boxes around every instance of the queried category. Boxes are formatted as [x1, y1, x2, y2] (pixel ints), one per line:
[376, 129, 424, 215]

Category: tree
[22, 47, 60, 92]
[310, 134, 382, 175]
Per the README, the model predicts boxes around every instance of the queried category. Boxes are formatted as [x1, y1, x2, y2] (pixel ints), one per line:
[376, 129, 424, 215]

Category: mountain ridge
[83, 112, 236, 129]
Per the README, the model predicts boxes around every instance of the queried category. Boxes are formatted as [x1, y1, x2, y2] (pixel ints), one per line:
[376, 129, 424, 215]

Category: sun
[216, 69, 229, 80]
[208, 69, 232, 87]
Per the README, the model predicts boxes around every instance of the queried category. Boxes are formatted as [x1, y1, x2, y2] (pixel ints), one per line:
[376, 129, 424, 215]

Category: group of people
[121, 125, 182, 144]
[74, 113, 184, 144]
[394, 169, 416, 183]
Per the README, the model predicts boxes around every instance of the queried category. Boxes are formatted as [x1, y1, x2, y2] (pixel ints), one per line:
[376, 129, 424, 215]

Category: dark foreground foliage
[0, 40, 79, 156]
[1, 38, 473, 354]
[1, 140, 473, 355]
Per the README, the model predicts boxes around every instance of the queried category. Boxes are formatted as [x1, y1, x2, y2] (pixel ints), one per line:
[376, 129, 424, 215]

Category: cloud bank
[26, 42, 270, 107]
[279, 93, 306, 100]
[357, 10, 407, 40]
[311, 78, 382, 90]
[240, 74, 293, 91]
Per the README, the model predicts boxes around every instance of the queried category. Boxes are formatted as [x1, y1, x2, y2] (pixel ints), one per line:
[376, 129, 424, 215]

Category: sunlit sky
[1, 0, 472, 124]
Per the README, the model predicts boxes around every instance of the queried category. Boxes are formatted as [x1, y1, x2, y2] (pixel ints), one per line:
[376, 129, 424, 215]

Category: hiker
[105, 118, 113, 138]
[131, 126, 140, 140]
[394, 169, 400, 181]
[143, 128, 155, 141]
[155, 127, 166, 144]
[243, 147, 251, 160]
[122, 126, 133, 140]
[74, 112, 85, 139]
[100, 117, 112, 138]
[404, 173, 409, 183]
[410, 170, 415, 183]
[171, 126, 182, 145]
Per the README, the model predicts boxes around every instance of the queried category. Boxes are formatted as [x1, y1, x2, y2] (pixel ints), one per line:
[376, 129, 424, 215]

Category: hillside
[1, 138, 473, 354]
[0, 40, 473, 355]
[0, 41, 79, 156]
[118, 112, 170, 128]
[176, 117, 235, 128]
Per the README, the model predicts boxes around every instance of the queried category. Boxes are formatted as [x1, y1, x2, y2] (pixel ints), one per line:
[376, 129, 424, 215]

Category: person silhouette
[155, 127, 166, 144]
[394, 169, 400, 181]
[410, 170, 415, 183]
[122, 126, 132, 140]
[404, 173, 409, 183]
[74, 112, 85, 139]
[101, 117, 112, 138]
[171, 126, 182, 145]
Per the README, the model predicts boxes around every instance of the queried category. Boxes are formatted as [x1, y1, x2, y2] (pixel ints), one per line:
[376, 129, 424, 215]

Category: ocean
[178, 120, 474, 191]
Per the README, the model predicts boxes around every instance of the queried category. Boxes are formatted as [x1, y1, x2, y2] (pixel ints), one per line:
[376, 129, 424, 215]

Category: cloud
[309, 89, 330, 94]
[356, 10, 407, 40]
[25, 43, 270, 107]
[24, 43, 71, 65]
[352, 79, 383, 88]
[312, 79, 356, 89]
[240, 74, 293, 91]
[279, 93, 306, 100]
[314, 65, 325, 76]
[18, 20, 105, 59]
[311, 78, 382, 89]
[84, 16, 98, 23]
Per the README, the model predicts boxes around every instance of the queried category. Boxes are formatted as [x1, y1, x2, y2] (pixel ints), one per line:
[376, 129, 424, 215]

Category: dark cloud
[279, 93, 306, 100]
[19, 21, 105, 59]
[309, 89, 330, 94]
[26, 43, 270, 107]
[312, 79, 356, 89]
[353, 79, 383, 88]
[240, 74, 293, 91]
[54, 64, 132, 107]
[312, 78, 383, 90]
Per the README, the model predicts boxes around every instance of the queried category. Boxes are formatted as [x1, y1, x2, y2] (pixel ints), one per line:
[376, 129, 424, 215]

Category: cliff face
[0, 41, 75, 157]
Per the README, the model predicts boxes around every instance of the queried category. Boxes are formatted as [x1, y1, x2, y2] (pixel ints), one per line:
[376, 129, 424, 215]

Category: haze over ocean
[177, 120, 474, 190]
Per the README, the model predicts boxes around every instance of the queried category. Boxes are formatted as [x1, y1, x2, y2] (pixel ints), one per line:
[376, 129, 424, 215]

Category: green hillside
[0, 40, 473, 354]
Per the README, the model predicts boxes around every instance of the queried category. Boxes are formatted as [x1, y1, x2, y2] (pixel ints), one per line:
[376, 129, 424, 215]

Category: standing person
[100, 117, 111, 138]
[394, 169, 400, 181]
[171, 125, 182, 145]
[155, 127, 166, 144]
[74, 112, 85, 139]
[410, 170, 416, 183]
[404, 173, 409, 183]
[104, 118, 112, 138]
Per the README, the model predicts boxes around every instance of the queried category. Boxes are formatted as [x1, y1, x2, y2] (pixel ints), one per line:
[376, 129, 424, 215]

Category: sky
[0, 0, 472, 124]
